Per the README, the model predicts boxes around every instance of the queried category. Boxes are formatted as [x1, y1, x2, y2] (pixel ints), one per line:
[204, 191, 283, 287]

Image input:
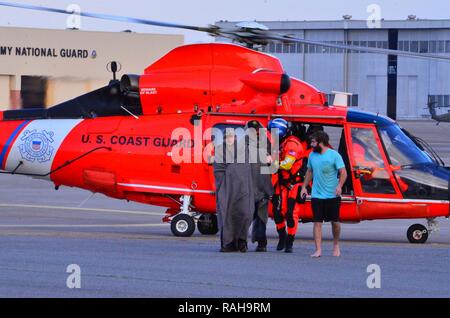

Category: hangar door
[365, 75, 387, 115]
[397, 76, 418, 119]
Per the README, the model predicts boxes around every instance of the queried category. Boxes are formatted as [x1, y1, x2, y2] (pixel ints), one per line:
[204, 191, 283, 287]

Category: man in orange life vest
[270, 119, 308, 253]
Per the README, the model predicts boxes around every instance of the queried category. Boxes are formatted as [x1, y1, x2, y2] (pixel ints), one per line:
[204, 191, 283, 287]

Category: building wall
[398, 29, 450, 118]
[347, 29, 388, 115]
[0, 27, 183, 108]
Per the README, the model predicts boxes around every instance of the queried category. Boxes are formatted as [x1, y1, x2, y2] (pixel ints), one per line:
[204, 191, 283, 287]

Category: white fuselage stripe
[304, 196, 448, 204]
[356, 197, 449, 204]
[117, 183, 214, 194]
[5, 119, 83, 178]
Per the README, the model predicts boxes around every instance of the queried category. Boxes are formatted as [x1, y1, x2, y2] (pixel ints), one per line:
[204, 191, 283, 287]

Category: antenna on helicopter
[111, 61, 118, 80]
[106, 61, 122, 84]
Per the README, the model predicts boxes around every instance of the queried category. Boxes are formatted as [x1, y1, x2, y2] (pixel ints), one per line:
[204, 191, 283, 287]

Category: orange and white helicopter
[0, 2, 449, 243]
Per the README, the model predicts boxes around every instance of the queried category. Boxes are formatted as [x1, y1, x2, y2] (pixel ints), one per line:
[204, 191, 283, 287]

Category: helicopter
[0, 2, 449, 244]
[426, 98, 450, 124]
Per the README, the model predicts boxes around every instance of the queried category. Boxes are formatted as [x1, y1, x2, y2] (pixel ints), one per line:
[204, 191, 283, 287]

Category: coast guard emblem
[19, 129, 55, 163]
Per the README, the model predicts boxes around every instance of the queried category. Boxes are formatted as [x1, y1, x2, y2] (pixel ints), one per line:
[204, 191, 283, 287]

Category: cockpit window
[379, 125, 433, 167]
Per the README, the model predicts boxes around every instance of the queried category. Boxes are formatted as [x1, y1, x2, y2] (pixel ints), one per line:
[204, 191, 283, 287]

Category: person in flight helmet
[269, 119, 308, 253]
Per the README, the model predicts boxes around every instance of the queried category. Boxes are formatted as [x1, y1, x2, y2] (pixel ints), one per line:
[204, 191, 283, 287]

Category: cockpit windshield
[378, 123, 449, 200]
[378, 124, 433, 167]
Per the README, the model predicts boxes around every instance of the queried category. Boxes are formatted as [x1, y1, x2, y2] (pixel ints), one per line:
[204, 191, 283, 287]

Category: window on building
[446, 41, 450, 53]
[404, 40, 410, 51]
[266, 39, 450, 55]
[352, 41, 360, 54]
[268, 42, 275, 53]
[438, 41, 445, 53]
[410, 41, 419, 53]
[429, 95, 437, 105]
[429, 41, 437, 53]
[276, 43, 282, 53]
[307, 45, 316, 54]
[428, 95, 450, 107]
[21, 76, 47, 109]
[289, 43, 296, 54]
[419, 41, 429, 53]
[429, 95, 450, 107]
[320, 45, 330, 54]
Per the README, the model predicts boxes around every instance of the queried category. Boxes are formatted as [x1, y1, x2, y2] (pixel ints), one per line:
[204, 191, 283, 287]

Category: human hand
[300, 187, 308, 199]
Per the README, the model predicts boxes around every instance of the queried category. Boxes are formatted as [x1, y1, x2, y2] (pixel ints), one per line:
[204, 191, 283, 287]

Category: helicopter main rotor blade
[2, 1, 450, 61]
[0, 1, 217, 33]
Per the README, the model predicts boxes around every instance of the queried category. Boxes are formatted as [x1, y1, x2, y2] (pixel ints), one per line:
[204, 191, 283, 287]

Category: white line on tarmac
[0, 223, 167, 228]
[0, 203, 164, 216]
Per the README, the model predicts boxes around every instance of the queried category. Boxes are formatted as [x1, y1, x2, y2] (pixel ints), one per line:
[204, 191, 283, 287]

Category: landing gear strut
[170, 195, 196, 237]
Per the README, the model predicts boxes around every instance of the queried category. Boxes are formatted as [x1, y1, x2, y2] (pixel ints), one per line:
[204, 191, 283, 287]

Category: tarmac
[0, 120, 449, 297]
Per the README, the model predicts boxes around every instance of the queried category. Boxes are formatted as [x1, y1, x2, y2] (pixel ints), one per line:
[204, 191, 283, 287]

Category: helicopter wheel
[407, 224, 429, 244]
[171, 214, 196, 237]
[197, 214, 219, 235]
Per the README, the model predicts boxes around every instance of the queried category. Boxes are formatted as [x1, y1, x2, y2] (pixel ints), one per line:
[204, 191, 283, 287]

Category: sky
[1, 0, 450, 43]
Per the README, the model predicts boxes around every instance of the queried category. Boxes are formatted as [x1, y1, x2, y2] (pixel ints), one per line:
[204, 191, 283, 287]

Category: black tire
[407, 224, 428, 244]
[197, 214, 219, 235]
[171, 214, 195, 237]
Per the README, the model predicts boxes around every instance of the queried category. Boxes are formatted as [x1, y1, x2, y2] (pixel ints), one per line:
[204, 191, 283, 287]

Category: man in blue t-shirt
[300, 131, 347, 258]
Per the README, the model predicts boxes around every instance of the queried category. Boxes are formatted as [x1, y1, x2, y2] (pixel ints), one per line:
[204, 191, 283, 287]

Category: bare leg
[311, 222, 322, 258]
[332, 222, 341, 257]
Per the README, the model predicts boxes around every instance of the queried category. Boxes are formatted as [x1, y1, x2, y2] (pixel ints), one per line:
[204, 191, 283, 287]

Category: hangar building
[216, 18, 450, 120]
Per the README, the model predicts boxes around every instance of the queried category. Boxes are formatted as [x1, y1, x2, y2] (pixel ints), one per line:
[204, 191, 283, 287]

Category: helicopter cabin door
[345, 123, 404, 219]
